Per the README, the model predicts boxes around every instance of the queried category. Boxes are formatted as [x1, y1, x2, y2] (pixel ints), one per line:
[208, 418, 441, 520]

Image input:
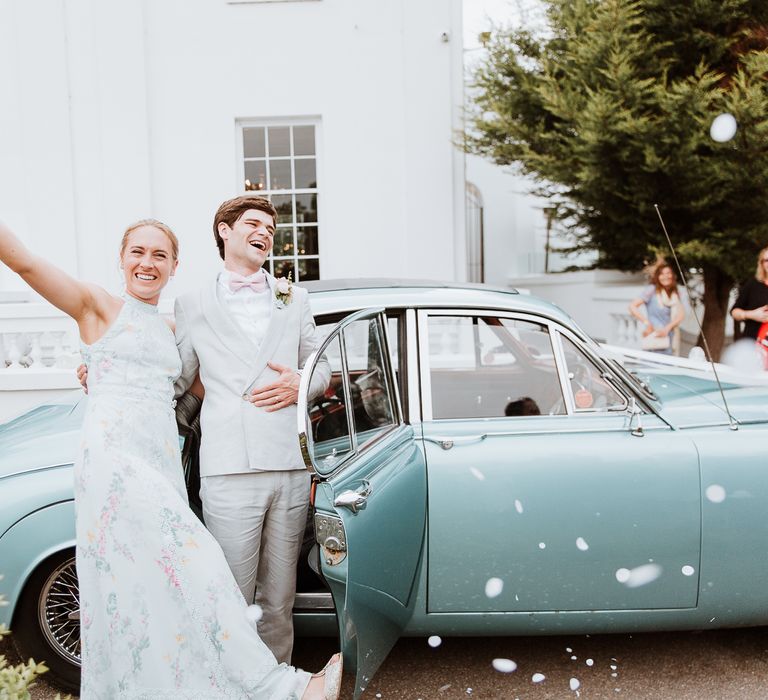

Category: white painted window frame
[235, 117, 322, 281]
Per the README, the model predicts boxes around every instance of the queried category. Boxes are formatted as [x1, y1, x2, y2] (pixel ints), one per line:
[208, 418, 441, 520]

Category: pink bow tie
[227, 271, 267, 293]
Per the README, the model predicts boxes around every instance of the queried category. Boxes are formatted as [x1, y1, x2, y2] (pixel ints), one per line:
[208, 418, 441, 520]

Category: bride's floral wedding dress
[75, 295, 310, 699]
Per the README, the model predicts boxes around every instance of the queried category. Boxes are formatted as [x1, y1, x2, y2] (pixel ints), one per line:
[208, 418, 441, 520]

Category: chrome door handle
[334, 480, 372, 514]
[423, 434, 487, 450]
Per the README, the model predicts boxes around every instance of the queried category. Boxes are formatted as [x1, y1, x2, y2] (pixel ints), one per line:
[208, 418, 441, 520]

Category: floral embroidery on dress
[74, 295, 311, 699]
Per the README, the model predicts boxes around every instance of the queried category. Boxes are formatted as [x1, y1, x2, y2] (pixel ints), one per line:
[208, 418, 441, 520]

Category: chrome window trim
[405, 309, 422, 425]
[338, 327, 357, 452]
[297, 306, 407, 480]
[552, 326, 632, 415]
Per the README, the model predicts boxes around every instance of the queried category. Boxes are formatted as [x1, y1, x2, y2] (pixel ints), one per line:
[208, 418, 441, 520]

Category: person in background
[730, 245, 768, 340]
[629, 260, 687, 355]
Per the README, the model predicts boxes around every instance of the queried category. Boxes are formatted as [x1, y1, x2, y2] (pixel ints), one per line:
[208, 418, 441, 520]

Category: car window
[559, 335, 628, 412]
[317, 316, 399, 373]
[427, 315, 565, 419]
[307, 314, 398, 470]
[307, 334, 354, 468]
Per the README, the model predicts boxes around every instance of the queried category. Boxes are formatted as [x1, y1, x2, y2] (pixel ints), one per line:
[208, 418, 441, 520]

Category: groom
[174, 195, 330, 664]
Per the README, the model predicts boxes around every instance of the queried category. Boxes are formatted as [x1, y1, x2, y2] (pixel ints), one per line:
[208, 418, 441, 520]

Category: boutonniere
[274, 272, 293, 308]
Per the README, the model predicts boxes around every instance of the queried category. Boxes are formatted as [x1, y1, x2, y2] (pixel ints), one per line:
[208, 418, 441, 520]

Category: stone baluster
[28, 331, 43, 367]
[3, 332, 23, 368]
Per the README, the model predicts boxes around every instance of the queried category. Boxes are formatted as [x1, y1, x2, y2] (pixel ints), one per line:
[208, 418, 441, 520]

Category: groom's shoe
[312, 652, 342, 700]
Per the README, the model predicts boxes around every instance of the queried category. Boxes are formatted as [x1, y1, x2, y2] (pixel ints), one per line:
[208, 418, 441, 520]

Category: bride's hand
[76, 363, 89, 394]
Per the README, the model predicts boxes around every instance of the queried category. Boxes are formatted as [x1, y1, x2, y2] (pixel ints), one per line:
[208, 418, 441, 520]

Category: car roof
[303, 278, 578, 329]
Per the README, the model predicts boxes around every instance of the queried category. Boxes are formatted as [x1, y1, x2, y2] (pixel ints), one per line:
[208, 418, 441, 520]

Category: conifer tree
[467, 0, 768, 357]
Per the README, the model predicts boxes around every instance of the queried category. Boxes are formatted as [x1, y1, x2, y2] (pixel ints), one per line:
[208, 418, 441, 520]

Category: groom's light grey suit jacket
[174, 272, 330, 477]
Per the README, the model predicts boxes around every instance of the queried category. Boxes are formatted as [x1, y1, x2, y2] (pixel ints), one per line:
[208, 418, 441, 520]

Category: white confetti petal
[610, 664, 618, 671]
[576, 537, 589, 551]
[586, 658, 594, 667]
[427, 635, 442, 648]
[681, 565, 695, 577]
[245, 604, 263, 623]
[514, 499, 524, 514]
[538, 542, 547, 550]
[570, 678, 581, 691]
[532, 673, 546, 683]
[615, 568, 631, 583]
[492, 658, 518, 673]
[485, 577, 504, 598]
[566, 647, 572, 653]
[710, 113, 738, 143]
[706, 484, 726, 503]
[615, 563, 663, 588]
[571, 655, 577, 661]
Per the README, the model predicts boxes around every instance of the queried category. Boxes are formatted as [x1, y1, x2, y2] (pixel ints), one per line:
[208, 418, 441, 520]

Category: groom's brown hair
[213, 196, 278, 261]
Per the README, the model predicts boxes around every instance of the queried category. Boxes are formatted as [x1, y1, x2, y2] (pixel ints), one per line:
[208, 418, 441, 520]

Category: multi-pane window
[240, 123, 320, 281]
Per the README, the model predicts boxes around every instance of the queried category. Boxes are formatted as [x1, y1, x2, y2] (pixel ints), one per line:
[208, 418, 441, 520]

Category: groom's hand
[250, 362, 301, 412]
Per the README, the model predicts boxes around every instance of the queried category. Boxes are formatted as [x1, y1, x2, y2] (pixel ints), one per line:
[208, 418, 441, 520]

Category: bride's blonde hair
[120, 219, 179, 261]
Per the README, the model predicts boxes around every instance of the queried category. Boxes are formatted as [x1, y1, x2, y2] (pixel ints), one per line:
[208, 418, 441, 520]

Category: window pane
[298, 257, 319, 281]
[294, 158, 317, 189]
[560, 336, 627, 412]
[297, 226, 318, 255]
[268, 127, 290, 157]
[243, 127, 265, 158]
[270, 194, 293, 219]
[295, 194, 318, 223]
[269, 160, 292, 190]
[343, 318, 396, 447]
[293, 126, 315, 156]
[308, 334, 352, 469]
[274, 227, 294, 256]
[244, 161, 267, 191]
[273, 258, 295, 280]
[428, 315, 565, 419]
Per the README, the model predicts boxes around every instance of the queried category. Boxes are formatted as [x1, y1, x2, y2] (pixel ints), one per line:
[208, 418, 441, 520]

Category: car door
[419, 309, 701, 616]
[298, 308, 426, 698]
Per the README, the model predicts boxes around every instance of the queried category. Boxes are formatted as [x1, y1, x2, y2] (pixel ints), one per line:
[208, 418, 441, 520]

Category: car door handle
[423, 434, 488, 450]
[334, 480, 372, 514]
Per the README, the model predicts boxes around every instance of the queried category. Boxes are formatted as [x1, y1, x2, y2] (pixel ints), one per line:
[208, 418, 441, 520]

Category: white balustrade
[610, 312, 644, 349]
[0, 301, 83, 423]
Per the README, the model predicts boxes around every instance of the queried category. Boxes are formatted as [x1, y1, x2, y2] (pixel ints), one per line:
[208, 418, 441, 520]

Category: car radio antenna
[653, 204, 738, 430]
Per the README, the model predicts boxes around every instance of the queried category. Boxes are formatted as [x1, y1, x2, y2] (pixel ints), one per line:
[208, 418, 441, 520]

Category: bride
[0, 219, 341, 699]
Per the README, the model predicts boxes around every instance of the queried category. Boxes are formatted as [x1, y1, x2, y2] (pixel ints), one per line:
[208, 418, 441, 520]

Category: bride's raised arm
[0, 220, 112, 329]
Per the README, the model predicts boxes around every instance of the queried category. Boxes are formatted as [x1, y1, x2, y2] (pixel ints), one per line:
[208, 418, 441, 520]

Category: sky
[463, 0, 544, 52]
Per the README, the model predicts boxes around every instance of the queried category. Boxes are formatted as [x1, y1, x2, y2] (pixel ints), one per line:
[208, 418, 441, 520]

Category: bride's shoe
[312, 652, 343, 700]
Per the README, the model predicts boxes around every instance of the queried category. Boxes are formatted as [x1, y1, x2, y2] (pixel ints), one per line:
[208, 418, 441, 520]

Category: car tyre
[12, 548, 81, 693]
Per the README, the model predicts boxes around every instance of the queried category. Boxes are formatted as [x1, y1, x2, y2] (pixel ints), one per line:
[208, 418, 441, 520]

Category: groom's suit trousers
[200, 469, 311, 665]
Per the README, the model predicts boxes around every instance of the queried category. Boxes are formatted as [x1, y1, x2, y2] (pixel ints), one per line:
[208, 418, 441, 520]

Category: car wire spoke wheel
[39, 556, 81, 666]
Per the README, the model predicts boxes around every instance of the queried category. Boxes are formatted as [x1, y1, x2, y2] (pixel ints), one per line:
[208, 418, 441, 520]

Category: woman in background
[629, 260, 687, 355]
[731, 245, 768, 340]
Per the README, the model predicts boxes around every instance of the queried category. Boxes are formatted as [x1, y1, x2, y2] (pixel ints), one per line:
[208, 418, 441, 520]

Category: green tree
[467, 0, 768, 358]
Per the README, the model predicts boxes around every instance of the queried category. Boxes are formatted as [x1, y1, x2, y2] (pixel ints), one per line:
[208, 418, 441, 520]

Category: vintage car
[2, 280, 768, 697]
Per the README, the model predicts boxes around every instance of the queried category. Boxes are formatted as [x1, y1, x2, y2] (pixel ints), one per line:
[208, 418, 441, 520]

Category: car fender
[0, 499, 75, 628]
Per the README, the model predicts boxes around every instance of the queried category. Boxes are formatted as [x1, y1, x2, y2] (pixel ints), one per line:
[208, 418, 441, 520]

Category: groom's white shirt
[174, 270, 330, 477]
[217, 270, 273, 349]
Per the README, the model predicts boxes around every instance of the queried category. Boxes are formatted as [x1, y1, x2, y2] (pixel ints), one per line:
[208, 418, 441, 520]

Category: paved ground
[5, 627, 768, 698]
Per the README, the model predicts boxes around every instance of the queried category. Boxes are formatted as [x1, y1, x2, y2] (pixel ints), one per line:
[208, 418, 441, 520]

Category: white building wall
[0, 0, 465, 421]
[0, 0, 465, 297]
